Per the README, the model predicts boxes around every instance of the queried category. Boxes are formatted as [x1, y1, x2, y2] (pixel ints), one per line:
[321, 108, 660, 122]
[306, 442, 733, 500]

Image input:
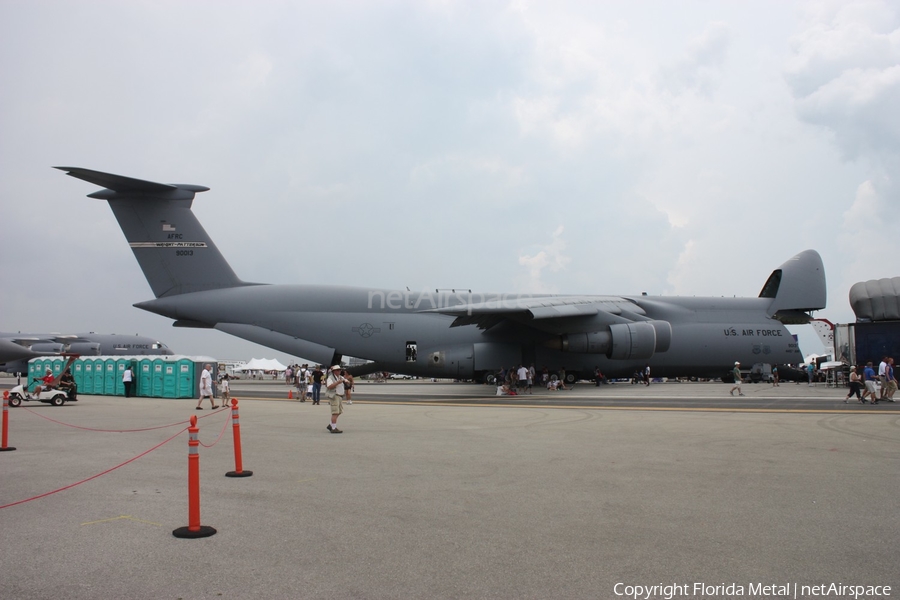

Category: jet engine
[30, 343, 65, 353]
[557, 320, 672, 360]
[66, 342, 102, 355]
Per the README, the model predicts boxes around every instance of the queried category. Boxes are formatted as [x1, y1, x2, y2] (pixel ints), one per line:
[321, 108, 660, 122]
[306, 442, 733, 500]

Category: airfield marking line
[81, 515, 162, 527]
[321, 400, 897, 414]
[228, 396, 897, 414]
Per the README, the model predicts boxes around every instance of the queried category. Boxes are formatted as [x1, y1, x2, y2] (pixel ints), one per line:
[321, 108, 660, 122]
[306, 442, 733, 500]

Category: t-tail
[56, 167, 252, 298]
[758, 249, 827, 324]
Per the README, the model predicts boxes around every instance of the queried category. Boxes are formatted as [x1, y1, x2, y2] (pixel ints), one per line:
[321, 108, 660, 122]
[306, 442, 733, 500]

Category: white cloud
[786, 0, 900, 162]
[518, 225, 571, 293]
[0, 1, 891, 360]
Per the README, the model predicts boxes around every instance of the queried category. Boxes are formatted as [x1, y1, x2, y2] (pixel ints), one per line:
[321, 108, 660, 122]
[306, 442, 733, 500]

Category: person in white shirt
[325, 365, 347, 433]
[196, 363, 218, 410]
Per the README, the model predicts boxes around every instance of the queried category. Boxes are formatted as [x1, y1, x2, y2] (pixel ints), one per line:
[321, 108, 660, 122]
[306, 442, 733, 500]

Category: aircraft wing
[421, 295, 645, 329]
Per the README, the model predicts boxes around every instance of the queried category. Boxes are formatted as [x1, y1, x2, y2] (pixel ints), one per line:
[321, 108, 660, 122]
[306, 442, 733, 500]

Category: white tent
[235, 358, 288, 372]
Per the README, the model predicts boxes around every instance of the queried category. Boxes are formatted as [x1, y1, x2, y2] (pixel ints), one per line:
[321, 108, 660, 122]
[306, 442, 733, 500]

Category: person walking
[517, 364, 529, 394]
[196, 363, 218, 409]
[729, 362, 745, 396]
[884, 357, 897, 402]
[297, 364, 309, 402]
[325, 365, 347, 433]
[343, 369, 354, 404]
[311, 365, 323, 405]
[863, 362, 879, 404]
[844, 366, 863, 403]
[219, 373, 231, 405]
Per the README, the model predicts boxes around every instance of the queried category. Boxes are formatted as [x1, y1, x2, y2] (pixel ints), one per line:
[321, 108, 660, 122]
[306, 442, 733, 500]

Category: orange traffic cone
[288, 389, 293, 399]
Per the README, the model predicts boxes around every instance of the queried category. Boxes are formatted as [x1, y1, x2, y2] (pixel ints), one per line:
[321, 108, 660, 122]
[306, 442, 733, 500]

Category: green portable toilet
[103, 359, 117, 395]
[72, 359, 84, 391]
[138, 359, 153, 397]
[151, 359, 165, 397]
[82, 360, 94, 393]
[90, 358, 106, 394]
[176, 358, 196, 398]
[50, 357, 65, 378]
[27, 360, 40, 392]
[162, 359, 177, 398]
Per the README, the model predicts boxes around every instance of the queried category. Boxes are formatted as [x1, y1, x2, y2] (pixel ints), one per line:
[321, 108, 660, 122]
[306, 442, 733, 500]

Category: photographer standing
[325, 365, 347, 433]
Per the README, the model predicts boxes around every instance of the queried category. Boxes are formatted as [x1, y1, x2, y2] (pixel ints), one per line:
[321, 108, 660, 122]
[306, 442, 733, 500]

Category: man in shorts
[863, 361, 879, 404]
[729, 361, 745, 396]
[325, 365, 347, 433]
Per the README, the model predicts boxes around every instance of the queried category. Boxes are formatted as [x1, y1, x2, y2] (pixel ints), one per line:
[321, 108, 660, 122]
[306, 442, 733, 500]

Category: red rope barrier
[20, 405, 230, 433]
[0, 426, 188, 510]
[198, 409, 232, 448]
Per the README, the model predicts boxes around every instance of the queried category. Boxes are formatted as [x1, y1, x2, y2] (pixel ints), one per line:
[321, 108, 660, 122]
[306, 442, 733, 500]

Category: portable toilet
[162, 358, 177, 398]
[103, 358, 117, 395]
[90, 358, 106, 394]
[176, 358, 196, 398]
[114, 358, 136, 396]
[138, 358, 154, 397]
[82, 360, 94, 393]
[151, 359, 165, 397]
[72, 359, 84, 391]
[27, 360, 41, 393]
[50, 357, 66, 379]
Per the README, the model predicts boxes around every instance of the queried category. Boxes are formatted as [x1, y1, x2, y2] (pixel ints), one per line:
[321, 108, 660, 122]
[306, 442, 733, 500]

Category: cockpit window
[758, 269, 782, 299]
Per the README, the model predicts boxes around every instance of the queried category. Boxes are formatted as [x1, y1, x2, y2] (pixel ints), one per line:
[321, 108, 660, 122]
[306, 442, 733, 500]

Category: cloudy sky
[1, 0, 897, 363]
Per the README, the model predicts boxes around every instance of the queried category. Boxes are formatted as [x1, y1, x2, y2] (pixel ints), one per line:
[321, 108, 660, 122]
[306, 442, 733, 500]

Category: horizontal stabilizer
[54, 167, 209, 197]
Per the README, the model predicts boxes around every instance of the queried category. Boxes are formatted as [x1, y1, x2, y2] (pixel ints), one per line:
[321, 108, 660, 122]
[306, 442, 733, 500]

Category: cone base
[226, 470, 253, 477]
[172, 525, 217, 539]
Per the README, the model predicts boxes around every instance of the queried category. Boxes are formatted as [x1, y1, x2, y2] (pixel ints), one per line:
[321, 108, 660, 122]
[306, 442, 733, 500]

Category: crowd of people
[844, 356, 897, 404]
[494, 365, 589, 395]
[283, 363, 355, 406]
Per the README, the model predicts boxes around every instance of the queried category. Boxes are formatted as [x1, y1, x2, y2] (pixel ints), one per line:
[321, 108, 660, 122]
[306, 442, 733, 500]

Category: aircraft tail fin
[56, 167, 250, 298]
[758, 249, 826, 323]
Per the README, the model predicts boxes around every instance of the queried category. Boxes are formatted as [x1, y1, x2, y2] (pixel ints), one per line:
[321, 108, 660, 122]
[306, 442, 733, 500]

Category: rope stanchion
[172, 415, 216, 539]
[226, 398, 253, 478]
[1, 391, 16, 452]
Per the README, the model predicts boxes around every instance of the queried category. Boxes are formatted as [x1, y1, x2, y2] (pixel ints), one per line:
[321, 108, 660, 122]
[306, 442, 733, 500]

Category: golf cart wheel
[9, 395, 21, 407]
[50, 395, 65, 407]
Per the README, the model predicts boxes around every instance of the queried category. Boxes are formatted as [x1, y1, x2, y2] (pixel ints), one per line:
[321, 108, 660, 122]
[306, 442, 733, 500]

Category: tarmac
[0, 381, 898, 599]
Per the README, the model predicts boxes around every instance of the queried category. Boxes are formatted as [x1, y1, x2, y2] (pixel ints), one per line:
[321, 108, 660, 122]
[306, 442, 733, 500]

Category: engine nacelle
[560, 320, 672, 360]
[67, 342, 102, 355]
[30, 343, 65, 353]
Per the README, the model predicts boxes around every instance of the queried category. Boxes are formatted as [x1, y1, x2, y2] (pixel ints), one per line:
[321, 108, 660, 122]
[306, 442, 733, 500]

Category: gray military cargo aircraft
[0, 331, 174, 374]
[56, 167, 826, 383]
